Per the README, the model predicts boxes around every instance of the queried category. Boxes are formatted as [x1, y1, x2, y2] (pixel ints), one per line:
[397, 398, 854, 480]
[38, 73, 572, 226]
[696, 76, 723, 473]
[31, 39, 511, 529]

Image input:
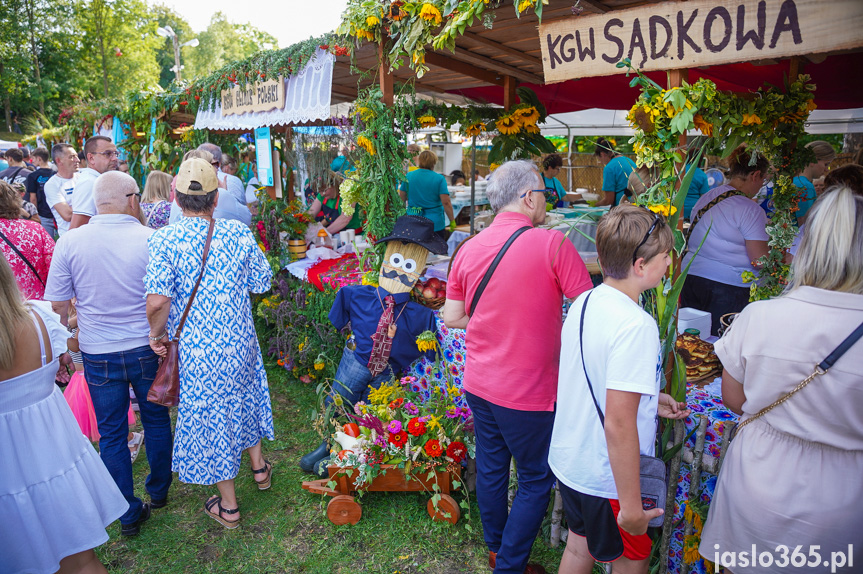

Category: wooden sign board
[220, 77, 285, 116]
[539, 0, 863, 83]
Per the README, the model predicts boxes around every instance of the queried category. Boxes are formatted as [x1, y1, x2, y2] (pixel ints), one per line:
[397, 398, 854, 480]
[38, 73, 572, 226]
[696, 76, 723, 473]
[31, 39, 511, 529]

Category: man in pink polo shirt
[444, 159, 593, 574]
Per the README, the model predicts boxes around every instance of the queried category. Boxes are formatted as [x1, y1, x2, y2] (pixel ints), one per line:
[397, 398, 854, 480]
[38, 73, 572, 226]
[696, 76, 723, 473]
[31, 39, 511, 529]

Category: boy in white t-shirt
[549, 204, 690, 573]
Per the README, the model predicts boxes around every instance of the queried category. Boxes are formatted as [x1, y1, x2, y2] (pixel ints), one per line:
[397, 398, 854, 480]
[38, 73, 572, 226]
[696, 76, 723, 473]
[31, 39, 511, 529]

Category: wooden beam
[576, 0, 611, 13]
[788, 56, 806, 81]
[449, 47, 545, 85]
[424, 51, 505, 86]
[378, 38, 393, 107]
[461, 31, 543, 68]
[331, 84, 358, 99]
[503, 76, 518, 110]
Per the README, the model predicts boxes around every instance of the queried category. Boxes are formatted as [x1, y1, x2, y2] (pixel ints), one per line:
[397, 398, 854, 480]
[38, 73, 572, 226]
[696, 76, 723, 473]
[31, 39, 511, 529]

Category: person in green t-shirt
[593, 138, 637, 207]
[399, 150, 455, 238]
[306, 176, 362, 235]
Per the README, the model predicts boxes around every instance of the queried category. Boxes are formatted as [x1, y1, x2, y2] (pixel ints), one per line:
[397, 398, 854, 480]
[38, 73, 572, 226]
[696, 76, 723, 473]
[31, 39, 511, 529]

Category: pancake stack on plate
[675, 332, 722, 382]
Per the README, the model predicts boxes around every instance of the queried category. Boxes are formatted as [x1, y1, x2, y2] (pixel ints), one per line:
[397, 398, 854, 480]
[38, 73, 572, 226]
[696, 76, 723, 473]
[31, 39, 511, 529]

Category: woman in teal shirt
[794, 140, 835, 224]
[541, 154, 582, 207]
[399, 150, 455, 239]
[593, 138, 637, 207]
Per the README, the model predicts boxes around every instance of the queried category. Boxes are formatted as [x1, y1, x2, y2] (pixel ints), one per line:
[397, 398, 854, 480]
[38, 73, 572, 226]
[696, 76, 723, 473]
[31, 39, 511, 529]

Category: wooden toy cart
[301, 464, 461, 526]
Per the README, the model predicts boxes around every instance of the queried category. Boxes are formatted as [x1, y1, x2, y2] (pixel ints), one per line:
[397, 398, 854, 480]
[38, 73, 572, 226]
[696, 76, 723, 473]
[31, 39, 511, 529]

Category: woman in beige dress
[699, 186, 863, 573]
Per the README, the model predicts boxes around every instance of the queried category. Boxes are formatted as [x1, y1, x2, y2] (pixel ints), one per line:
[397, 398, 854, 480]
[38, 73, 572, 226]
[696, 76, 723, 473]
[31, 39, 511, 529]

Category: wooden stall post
[285, 125, 294, 200]
[378, 35, 393, 107]
[503, 75, 518, 111]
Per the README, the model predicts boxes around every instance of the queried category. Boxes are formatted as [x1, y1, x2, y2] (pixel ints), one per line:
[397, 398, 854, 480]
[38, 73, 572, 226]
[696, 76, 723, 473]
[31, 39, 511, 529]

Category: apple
[426, 277, 441, 290]
[436, 290, 447, 299]
[422, 286, 437, 299]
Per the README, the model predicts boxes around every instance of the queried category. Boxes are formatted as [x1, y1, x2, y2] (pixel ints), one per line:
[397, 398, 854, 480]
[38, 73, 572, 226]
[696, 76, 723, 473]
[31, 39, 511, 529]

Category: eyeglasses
[125, 192, 142, 199]
[92, 150, 120, 158]
[519, 189, 547, 198]
[632, 212, 662, 265]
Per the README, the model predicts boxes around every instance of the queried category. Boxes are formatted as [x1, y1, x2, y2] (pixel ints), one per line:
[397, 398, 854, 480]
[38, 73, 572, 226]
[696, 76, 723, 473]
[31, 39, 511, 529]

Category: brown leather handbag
[147, 219, 214, 407]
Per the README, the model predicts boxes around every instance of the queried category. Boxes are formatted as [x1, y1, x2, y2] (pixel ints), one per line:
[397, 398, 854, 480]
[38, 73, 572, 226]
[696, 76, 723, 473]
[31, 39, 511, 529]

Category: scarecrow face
[378, 240, 429, 294]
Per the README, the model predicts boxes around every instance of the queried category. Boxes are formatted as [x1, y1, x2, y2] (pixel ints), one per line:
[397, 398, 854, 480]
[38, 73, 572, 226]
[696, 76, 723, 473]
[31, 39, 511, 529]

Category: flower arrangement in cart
[323, 331, 475, 492]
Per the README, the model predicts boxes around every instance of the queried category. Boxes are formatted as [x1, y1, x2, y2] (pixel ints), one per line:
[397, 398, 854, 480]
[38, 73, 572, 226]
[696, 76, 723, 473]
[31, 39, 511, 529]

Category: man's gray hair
[487, 160, 541, 213]
[94, 171, 138, 214]
[197, 142, 222, 163]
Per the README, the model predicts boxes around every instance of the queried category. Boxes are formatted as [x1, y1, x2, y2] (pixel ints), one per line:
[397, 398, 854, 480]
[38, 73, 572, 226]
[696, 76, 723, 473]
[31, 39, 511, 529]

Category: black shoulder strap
[685, 189, 746, 241]
[0, 228, 45, 286]
[820, 321, 863, 372]
[467, 225, 531, 317]
[578, 290, 604, 427]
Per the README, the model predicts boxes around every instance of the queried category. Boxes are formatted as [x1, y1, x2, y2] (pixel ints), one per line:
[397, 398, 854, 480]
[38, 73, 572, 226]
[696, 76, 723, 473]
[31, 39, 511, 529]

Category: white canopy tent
[538, 108, 863, 137]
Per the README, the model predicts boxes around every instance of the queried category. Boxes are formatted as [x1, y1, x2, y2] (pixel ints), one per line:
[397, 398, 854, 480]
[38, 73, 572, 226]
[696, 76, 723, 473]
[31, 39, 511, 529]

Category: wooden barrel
[287, 239, 307, 260]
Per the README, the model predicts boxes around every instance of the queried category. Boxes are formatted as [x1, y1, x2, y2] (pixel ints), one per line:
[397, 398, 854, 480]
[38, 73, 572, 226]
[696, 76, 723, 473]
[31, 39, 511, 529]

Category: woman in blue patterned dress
[144, 158, 274, 529]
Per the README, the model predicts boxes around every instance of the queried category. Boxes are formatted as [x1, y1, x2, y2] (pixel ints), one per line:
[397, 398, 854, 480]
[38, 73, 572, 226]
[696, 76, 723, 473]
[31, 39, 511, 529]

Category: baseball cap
[176, 158, 218, 195]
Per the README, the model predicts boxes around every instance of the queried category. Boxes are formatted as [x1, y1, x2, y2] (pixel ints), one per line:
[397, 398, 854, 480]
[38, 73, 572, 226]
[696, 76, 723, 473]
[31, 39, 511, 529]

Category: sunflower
[417, 115, 438, 128]
[742, 113, 763, 126]
[496, 115, 520, 135]
[354, 28, 374, 41]
[416, 330, 438, 352]
[412, 51, 425, 65]
[513, 106, 540, 126]
[523, 124, 540, 134]
[647, 202, 677, 217]
[419, 3, 442, 25]
[462, 122, 484, 137]
[682, 535, 701, 564]
[693, 114, 713, 136]
[517, 0, 534, 12]
[387, 1, 405, 21]
[366, 15, 379, 27]
[357, 134, 375, 155]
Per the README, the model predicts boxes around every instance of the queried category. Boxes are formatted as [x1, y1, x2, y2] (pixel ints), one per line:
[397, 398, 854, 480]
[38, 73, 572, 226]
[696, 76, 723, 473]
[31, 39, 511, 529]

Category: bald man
[44, 171, 173, 537]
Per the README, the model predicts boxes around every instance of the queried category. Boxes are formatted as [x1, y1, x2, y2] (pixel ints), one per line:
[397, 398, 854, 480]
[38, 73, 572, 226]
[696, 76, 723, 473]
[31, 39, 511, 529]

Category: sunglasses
[125, 192, 142, 199]
[632, 211, 662, 265]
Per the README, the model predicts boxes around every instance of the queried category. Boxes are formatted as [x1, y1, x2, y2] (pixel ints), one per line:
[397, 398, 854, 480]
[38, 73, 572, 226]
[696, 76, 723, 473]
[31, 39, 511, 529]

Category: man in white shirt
[43, 143, 80, 236]
[198, 142, 246, 205]
[70, 136, 118, 229]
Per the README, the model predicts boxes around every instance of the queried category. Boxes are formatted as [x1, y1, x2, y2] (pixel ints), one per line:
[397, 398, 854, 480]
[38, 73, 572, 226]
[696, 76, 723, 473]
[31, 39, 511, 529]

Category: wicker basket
[412, 289, 446, 310]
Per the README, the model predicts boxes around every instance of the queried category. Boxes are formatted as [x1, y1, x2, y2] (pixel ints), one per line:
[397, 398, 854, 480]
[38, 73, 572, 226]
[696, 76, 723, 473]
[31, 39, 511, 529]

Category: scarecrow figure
[299, 215, 448, 476]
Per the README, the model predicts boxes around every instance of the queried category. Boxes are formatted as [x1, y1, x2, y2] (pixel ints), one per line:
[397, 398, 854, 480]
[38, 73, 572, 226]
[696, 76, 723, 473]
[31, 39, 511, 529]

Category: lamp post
[156, 26, 198, 82]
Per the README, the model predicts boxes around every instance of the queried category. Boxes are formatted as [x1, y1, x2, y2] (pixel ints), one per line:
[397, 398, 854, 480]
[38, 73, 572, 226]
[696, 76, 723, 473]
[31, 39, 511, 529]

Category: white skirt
[0, 361, 128, 574]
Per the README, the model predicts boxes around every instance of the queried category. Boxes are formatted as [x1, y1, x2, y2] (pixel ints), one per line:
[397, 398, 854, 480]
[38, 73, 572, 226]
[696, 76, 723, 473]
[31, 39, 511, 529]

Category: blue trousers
[465, 391, 556, 574]
[83, 345, 173, 525]
[326, 346, 394, 407]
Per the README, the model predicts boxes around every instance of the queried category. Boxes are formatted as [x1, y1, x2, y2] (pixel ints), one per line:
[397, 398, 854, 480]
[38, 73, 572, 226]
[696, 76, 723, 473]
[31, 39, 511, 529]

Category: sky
[155, 0, 350, 48]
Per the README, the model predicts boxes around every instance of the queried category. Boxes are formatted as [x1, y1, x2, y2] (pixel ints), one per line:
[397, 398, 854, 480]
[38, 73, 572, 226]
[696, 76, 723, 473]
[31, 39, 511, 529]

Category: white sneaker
[129, 431, 145, 464]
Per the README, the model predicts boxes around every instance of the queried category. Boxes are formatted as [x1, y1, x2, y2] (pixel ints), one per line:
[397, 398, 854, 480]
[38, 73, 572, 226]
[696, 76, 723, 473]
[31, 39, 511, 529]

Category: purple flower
[404, 402, 419, 415]
[374, 434, 387, 447]
[445, 407, 459, 418]
[387, 420, 402, 434]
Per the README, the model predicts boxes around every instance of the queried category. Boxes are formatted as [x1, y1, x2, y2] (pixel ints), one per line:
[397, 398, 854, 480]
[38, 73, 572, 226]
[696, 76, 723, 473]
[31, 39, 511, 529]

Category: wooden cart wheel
[327, 495, 361, 525]
[427, 493, 460, 524]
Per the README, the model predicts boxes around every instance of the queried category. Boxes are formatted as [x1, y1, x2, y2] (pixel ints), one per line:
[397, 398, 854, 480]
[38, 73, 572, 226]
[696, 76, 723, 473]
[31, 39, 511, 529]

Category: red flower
[194, 95, 200, 100]
[389, 430, 408, 447]
[447, 441, 467, 462]
[389, 398, 404, 409]
[319, 44, 329, 50]
[179, 101, 188, 106]
[424, 439, 443, 457]
[407, 417, 426, 436]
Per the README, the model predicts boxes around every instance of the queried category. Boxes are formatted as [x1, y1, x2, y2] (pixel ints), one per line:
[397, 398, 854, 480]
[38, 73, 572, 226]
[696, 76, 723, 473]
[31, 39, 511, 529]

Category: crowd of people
[1, 132, 862, 574]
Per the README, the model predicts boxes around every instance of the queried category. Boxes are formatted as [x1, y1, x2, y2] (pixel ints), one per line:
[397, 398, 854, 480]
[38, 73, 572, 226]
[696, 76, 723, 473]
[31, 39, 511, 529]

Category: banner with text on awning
[539, 0, 863, 83]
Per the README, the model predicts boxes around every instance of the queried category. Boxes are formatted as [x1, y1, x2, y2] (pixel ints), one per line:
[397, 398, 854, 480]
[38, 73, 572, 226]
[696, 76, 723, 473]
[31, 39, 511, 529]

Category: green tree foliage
[150, 4, 195, 88]
[184, 12, 278, 79]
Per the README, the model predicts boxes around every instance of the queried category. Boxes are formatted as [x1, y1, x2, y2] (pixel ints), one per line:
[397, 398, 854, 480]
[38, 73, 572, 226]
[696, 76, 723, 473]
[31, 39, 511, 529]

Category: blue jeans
[83, 345, 173, 525]
[39, 216, 56, 239]
[465, 391, 556, 574]
[326, 347, 393, 407]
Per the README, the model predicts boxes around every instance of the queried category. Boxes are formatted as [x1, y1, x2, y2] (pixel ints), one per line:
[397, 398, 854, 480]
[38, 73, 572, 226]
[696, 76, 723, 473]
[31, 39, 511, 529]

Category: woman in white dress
[0, 257, 127, 574]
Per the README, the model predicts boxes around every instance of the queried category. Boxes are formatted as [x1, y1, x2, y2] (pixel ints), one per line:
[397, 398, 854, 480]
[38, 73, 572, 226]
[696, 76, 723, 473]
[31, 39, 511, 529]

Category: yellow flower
[354, 28, 374, 41]
[298, 342, 305, 352]
[357, 106, 375, 122]
[366, 15, 379, 27]
[463, 122, 484, 137]
[523, 124, 540, 134]
[647, 203, 677, 217]
[665, 102, 675, 118]
[489, 163, 500, 171]
[427, 415, 442, 431]
[412, 51, 425, 65]
[683, 535, 701, 564]
[513, 106, 540, 126]
[684, 504, 704, 532]
[693, 114, 713, 136]
[496, 115, 520, 135]
[368, 383, 397, 405]
[742, 113, 762, 126]
[357, 134, 375, 155]
[416, 330, 438, 352]
[314, 362, 325, 371]
[257, 242, 266, 252]
[361, 270, 379, 287]
[517, 0, 534, 11]
[419, 3, 442, 25]
[417, 115, 437, 128]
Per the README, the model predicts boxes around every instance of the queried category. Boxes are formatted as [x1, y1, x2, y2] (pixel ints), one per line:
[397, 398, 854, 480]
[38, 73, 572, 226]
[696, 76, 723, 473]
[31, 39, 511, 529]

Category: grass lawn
[95, 364, 570, 573]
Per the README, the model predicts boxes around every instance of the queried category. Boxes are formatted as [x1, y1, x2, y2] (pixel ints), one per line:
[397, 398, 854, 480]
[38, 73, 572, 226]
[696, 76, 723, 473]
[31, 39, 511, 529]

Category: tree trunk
[24, 0, 45, 115]
[0, 61, 11, 132]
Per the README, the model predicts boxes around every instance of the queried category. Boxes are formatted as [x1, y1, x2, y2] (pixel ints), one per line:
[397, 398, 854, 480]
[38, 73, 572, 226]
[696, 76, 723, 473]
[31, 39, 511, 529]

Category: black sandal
[252, 460, 273, 490]
[204, 496, 239, 529]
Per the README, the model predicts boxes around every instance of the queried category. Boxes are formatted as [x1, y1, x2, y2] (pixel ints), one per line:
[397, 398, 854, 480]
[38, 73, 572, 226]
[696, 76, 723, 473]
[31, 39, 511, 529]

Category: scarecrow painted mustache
[380, 264, 418, 287]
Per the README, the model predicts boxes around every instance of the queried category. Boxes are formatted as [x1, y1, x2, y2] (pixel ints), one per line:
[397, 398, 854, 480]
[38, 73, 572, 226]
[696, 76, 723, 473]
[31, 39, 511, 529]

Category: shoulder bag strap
[174, 218, 215, 339]
[467, 225, 531, 317]
[578, 291, 604, 427]
[685, 189, 746, 242]
[0, 228, 45, 286]
[736, 319, 863, 433]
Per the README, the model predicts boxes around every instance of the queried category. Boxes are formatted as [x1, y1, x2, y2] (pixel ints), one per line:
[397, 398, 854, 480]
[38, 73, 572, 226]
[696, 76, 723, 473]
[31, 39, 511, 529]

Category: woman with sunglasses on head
[680, 145, 770, 335]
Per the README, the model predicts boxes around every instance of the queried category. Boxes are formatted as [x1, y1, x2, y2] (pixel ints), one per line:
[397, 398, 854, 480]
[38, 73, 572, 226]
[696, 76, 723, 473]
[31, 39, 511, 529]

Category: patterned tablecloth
[299, 261, 734, 573]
